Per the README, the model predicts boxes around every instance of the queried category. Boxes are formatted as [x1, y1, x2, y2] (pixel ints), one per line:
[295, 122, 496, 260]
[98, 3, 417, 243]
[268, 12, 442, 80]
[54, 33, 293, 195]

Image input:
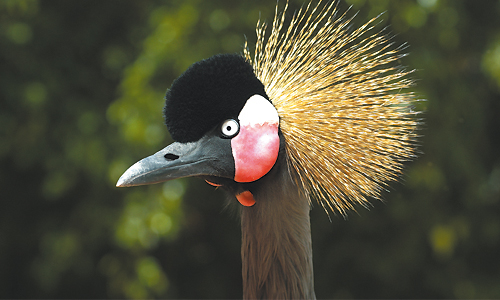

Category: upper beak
[116, 135, 234, 187]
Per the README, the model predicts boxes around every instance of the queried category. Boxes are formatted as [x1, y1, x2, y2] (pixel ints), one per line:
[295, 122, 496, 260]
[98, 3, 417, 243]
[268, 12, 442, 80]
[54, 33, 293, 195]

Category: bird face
[116, 54, 281, 206]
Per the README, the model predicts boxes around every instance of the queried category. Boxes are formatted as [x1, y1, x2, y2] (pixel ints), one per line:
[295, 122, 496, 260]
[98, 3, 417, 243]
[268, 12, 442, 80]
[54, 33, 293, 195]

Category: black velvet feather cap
[164, 54, 269, 143]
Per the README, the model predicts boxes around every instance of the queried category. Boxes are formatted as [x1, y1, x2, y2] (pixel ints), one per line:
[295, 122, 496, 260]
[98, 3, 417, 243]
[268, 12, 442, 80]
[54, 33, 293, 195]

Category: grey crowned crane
[117, 1, 419, 298]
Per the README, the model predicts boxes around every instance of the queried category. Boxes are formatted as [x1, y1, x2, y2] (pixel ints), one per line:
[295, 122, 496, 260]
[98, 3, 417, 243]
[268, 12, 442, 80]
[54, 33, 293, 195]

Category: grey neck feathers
[240, 161, 316, 299]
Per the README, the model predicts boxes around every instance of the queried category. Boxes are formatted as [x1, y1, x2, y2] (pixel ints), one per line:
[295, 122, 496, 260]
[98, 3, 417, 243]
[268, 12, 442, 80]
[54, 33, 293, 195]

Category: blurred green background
[1, 0, 500, 298]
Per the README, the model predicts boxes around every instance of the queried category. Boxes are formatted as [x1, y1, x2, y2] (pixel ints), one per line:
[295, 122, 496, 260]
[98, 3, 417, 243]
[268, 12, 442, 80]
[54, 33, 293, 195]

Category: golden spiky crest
[243, 0, 419, 215]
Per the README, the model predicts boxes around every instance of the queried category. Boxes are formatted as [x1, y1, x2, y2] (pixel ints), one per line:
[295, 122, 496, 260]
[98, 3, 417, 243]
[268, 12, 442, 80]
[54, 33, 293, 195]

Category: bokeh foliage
[1, 0, 499, 298]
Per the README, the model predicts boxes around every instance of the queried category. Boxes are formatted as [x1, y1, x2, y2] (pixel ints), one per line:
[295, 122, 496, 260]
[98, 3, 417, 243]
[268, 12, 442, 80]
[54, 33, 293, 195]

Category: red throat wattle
[236, 190, 256, 206]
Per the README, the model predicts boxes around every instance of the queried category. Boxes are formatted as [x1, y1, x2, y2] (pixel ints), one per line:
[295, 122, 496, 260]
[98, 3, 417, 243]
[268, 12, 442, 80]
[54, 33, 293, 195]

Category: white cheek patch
[231, 94, 280, 183]
[238, 94, 279, 126]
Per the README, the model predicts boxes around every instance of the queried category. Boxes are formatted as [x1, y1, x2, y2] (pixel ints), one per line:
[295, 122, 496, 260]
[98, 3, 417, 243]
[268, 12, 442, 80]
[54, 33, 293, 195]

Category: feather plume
[244, 0, 420, 215]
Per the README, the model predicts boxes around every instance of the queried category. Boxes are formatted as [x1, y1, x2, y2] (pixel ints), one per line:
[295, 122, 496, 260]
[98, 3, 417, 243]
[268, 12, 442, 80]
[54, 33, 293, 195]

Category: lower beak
[116, 135, 234, 187]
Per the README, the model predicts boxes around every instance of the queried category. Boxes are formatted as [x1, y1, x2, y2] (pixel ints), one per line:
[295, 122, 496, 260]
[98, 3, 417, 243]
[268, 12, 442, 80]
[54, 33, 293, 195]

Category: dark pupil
[226, 125, 232, 132]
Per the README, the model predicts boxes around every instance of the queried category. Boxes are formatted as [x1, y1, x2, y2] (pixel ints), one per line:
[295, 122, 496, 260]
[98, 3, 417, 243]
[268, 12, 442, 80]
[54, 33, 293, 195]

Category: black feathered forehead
[164, 54, 269, 143]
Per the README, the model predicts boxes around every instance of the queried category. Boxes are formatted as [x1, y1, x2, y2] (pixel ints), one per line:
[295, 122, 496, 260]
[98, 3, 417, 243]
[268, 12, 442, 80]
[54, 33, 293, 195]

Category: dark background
[2, 0, 500, 298]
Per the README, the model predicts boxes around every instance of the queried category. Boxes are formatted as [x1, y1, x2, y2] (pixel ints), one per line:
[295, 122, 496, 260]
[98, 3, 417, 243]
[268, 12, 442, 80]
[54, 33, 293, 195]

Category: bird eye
[221, 119, 239, 138]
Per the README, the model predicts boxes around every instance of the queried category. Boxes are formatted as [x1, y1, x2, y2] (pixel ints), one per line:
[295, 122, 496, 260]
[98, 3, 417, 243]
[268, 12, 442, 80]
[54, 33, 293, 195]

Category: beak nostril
[164, 153, 179, 161]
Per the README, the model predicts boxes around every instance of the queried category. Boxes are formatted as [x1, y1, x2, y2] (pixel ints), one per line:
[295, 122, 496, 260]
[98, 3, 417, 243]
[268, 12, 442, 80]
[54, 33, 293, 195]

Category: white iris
[221, 119, 239, 137]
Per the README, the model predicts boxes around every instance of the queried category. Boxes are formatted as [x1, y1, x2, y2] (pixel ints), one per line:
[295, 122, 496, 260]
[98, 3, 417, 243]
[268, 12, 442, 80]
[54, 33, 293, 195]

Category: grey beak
[116, 134, 234, 187]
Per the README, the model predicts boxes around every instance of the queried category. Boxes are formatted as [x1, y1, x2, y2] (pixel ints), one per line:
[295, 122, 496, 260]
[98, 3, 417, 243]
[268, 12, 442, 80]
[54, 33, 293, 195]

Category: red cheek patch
[231, 123, 279, 182]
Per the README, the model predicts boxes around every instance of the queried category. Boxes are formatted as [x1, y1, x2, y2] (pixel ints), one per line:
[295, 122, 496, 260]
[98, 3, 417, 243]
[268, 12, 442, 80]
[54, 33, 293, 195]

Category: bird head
[117, 1, 420, 215]
[116, 54, 282, 207]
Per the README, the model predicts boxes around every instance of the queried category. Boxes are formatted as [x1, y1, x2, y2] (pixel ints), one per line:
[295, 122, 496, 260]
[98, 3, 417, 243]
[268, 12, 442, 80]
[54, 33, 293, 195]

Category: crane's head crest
[164, 54, 269, 143]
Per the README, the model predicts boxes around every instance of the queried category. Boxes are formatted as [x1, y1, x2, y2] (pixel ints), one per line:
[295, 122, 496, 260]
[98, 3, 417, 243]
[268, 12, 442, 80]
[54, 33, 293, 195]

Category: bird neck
[240, 163, 316, 299]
